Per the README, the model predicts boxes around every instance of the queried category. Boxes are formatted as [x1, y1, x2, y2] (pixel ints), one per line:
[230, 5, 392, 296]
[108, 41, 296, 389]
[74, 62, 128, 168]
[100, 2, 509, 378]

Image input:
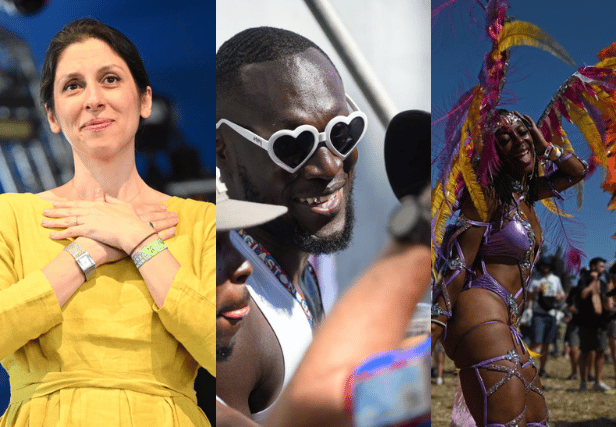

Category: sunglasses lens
[272, 130, 315, 169]
[330, 117, 365, 154]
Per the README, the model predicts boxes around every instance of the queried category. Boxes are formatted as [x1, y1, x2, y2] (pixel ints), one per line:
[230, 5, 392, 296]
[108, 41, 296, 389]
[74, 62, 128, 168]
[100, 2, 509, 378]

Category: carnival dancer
[431, 1, 615, 425]
[0, 19, 214, 426]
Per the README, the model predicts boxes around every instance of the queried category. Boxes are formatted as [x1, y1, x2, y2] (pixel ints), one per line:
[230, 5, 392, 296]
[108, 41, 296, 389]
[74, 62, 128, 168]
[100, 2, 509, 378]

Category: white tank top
[229, 231, 314, 423]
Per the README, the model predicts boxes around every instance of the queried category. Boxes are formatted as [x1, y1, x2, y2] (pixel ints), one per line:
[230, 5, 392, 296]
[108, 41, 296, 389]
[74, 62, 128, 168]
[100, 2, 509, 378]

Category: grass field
[432, 354, 616, 426]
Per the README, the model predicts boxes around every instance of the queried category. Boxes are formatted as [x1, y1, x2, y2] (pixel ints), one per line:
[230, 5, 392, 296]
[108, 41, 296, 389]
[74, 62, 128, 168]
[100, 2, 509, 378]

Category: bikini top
[449, 196, 534, 263]
[480, 208, 535, 262]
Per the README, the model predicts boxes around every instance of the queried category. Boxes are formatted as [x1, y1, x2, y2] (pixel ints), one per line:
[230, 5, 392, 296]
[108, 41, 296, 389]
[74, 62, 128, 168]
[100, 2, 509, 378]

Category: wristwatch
[65, 242, 97, 281]
[387, 194, 431, 246]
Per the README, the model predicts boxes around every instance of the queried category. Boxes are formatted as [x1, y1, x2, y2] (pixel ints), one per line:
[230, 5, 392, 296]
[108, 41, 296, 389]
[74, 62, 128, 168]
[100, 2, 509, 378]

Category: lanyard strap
[238, 229, 316, 327]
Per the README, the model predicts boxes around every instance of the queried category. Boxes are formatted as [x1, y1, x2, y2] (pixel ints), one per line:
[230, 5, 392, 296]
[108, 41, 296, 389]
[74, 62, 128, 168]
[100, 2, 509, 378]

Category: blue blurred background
[0, 0, 214, 420]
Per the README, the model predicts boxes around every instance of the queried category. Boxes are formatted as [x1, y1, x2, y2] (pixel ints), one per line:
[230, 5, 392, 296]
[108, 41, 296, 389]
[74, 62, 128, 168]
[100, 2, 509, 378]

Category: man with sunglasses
[216, 26, 365, 423]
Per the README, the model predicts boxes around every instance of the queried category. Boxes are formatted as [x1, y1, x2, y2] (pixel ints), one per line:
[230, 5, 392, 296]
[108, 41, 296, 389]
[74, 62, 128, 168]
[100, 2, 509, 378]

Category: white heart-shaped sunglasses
[216, 95, 367, 173]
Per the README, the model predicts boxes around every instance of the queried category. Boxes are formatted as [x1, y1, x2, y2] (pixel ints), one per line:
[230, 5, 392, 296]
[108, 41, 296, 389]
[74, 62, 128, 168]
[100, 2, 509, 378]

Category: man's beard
[238, 166, 355, 254]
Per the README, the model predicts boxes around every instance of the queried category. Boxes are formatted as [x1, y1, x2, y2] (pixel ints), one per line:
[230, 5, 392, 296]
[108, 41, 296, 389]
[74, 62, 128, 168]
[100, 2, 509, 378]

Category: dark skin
[216, 230, 277, 425]
[216, 231, 253, 361]
[217, 48, 357, 284]
[431, 113, 587, 425]
[216, 49, 358, 423]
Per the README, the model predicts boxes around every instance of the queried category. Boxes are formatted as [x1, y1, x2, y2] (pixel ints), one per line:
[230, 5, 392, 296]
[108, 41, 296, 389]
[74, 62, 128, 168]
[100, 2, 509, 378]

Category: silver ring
[148, 221, 155, 229]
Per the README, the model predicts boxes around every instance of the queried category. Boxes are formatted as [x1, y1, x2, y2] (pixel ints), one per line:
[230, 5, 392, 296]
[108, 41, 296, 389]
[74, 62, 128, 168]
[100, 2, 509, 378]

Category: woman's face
[495, 113, 535, 178]
[46, 38, 152, 160]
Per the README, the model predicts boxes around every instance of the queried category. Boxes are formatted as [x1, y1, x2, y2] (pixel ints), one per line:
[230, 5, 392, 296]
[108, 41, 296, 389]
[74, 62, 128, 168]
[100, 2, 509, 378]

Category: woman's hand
[75, 236, 128, 266]
[42, 191, 179, 254]
[514, 112, 549, 156]
[134, 203, 179, 241]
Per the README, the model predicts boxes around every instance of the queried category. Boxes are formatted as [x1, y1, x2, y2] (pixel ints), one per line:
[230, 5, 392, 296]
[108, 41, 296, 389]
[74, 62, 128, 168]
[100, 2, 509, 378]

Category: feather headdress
[432, 0, 615, 270]
[593, 42, 616, 211]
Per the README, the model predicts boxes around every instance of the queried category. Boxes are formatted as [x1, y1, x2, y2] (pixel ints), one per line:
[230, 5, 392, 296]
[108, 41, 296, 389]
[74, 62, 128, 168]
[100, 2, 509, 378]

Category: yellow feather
[567, 101, 608, 166]
[434, 163, 461, 241]
[459, 150, 488, 222]
[431, 181, 443, 219]
[581, 85, 616, 123]
[498, 21, 575, 66]
[538, 127, 576, 215]
[556, 127, 574, 152]
[468, 88, 485, 154]
[457, 94, 489, 222]
[557, 128, 584, 208]
[540, 198, 574, 218]
[595, 57, 616, 70]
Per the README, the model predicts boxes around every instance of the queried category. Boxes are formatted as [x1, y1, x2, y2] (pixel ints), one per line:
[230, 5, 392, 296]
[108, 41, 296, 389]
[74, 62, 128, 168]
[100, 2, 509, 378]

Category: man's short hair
[590, 257, 607, 268]
[216, 26, 338, 103]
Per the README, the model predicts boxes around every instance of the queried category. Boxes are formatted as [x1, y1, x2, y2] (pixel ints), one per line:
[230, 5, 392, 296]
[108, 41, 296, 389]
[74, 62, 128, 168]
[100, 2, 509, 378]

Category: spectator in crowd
[564, 274, 583, 381]
[574, 257, 613, 392]
[606, 263, 616, 388]
[432, 340, 445, 385]
[529, 258, 565, 378]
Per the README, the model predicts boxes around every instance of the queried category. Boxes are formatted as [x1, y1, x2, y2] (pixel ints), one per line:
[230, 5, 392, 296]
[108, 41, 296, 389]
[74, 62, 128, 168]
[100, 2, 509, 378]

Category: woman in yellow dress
[0, 19, 215, 426]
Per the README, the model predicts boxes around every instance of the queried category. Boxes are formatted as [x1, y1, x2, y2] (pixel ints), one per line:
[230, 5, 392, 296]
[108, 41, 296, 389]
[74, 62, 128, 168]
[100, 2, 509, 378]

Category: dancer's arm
[431, 198, 489, 352]
[515, 113, 588, 198]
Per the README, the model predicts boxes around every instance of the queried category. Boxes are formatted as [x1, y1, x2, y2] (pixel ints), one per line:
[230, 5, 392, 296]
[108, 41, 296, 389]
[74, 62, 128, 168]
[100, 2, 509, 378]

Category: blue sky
[432, 0, 616, 267]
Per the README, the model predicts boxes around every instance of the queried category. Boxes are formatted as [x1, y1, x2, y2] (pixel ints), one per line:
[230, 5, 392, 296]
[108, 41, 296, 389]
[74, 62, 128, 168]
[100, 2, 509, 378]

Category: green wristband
[132, 238, 168, 269]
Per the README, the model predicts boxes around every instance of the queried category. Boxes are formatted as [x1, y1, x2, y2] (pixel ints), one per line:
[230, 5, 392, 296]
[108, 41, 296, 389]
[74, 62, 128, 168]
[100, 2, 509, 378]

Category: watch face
[76, 254, 96, 274]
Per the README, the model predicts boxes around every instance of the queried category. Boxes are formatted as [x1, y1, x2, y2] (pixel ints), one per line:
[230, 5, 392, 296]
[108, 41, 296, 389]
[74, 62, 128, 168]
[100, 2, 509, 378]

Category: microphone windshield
[384, 110, 431, 200]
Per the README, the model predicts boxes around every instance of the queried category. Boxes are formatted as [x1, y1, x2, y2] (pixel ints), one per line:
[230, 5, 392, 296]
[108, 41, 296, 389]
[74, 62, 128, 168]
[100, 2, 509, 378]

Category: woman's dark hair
[491, 109, 540, 208]
[40, 18, 150, 112]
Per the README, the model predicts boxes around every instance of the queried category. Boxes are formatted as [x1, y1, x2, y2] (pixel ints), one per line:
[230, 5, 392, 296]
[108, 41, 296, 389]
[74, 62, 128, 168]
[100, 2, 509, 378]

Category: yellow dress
[0, 193, 215, 426]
